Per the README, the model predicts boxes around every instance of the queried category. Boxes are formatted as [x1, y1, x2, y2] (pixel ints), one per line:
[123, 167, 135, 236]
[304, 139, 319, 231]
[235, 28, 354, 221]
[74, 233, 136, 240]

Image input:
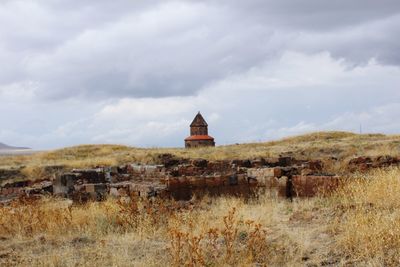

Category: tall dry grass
[334, 168, 400, 266]
[1, 194, 317, 266]
[3, 160, 400, 265]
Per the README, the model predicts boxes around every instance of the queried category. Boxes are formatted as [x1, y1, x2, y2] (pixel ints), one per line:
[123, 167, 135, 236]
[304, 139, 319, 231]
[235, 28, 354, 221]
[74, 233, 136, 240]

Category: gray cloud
[228, 0, 400, 30]
[1, 0, 399, 100]
[0, 1, 400, 148]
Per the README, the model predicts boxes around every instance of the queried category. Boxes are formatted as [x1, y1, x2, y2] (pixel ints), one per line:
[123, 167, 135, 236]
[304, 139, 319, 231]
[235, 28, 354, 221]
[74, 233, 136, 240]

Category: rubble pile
[348, 155, 400, 172]
[5, 153, 399, 203]
[0, 179, 52, 202]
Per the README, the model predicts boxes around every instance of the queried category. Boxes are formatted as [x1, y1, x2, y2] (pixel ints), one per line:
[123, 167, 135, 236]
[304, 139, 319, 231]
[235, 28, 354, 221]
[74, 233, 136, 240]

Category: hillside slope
[0, 131, 399, 171]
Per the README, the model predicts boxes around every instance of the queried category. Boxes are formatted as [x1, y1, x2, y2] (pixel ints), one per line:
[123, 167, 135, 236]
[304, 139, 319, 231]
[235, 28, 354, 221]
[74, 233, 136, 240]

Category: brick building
[185, 112, 215, 148]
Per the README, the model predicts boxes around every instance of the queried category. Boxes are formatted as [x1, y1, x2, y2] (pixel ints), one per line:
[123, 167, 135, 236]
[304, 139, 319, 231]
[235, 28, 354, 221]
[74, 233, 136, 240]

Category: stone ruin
[1, 155, 336, 203]
[51, 155, 346, 202]
[2, 154, 400, 203]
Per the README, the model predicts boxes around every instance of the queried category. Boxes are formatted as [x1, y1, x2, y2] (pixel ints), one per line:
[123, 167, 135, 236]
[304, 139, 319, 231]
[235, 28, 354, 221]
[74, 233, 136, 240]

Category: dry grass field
[1, 131, 400, 266]
[1, 168, 400, 266]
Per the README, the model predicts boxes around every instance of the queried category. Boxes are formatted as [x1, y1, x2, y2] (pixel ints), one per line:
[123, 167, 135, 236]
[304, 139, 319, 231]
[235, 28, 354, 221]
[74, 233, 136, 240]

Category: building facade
[185, 112, 215, 148]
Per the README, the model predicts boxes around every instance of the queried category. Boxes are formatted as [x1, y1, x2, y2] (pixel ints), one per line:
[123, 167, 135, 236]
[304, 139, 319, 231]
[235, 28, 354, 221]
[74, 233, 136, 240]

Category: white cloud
[26, 51, 397, 149]
[96, 97, 196, 121]
[0, 81, 37, 101]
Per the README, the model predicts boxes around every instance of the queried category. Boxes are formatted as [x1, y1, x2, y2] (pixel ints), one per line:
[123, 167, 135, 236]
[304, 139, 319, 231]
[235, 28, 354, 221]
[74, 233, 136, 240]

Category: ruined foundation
[3, 154, 399, 203]
[50, 156, 341, 202]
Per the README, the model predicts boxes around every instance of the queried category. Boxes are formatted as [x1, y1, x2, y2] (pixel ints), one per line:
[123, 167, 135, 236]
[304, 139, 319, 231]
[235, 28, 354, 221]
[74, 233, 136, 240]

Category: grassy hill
[1, 131, 399, 185]
[1, 131, 399, 171]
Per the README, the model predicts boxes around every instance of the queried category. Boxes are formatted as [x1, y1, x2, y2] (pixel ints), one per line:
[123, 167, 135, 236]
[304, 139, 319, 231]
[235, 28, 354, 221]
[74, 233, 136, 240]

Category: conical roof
[190, 112, 208, 127]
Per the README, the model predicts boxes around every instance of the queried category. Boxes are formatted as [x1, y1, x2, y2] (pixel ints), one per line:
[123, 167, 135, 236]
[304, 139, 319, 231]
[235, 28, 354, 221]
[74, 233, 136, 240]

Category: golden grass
[0, 193, 333, 266]
[3, 168, 400, 266]
[334, 168, 400, 265]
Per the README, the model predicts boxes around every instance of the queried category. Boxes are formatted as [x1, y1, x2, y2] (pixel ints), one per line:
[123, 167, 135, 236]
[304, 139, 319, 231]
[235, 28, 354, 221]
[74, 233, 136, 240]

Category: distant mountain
[0, 142, 30, 150]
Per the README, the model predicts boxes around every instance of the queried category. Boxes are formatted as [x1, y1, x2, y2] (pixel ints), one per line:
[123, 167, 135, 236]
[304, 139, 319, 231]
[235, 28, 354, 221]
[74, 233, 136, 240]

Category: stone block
[265, 168, 282, 177]
[85, 184, 95, 193]
[259, 175, 278, 188]
[277, 177, 289, 198]
[264, 157, 280, 167]
[191, 159, 208, 168]
[230, 159, 251, 168]
[278, 157, 294, 167]
[247, 177, 258, 185]
[292, 175, 340, 197]
[109, 187, 119, 197]
[53, 173, 79, 196]
[250, 158, 266, 168]
[75, 183, 108, 201]
[72, 169, 106, 184]
[237, 174, 248, 185]
[228, 174, 238, 186]
[189, 177, 206, 188]
[205, 177, 220, 187]
[166, 177, 180, 189]
[247, 168, 282, 181]
[178, 177, 189, 187]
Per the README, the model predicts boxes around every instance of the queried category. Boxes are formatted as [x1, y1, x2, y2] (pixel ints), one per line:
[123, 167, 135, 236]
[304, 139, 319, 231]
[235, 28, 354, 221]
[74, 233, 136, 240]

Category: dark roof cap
[190, 112, 208, 127]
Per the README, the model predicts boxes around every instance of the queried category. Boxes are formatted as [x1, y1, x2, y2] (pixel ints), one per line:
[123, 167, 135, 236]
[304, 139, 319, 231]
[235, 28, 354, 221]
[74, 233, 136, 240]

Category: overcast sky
[1, 0, 400, 149]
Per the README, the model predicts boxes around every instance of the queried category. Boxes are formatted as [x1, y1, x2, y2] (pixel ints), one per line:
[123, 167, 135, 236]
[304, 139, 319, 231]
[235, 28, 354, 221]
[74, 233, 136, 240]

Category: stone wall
[0, 180, 52, 202]
[292, 175, 341, 197]
[4, 155, 379, 203]
[348, 156, 400, 172]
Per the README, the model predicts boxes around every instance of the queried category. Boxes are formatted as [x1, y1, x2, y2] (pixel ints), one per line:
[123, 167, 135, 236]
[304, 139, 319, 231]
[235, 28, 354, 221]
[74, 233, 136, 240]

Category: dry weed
[335, 168, 400, 266]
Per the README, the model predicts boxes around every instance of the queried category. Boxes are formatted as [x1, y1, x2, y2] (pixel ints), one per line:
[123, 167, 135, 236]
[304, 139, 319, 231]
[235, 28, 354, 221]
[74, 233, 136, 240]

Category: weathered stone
[308, 160, 323, 172]
[71, 168, 106, 183]
[73, 183, 108, 201]
[230, 159, 252, 168]
[264, 158, 280, 167]
[278, 157, 294, 167]
[191, 159, 208, 168]
[2, 180, 29, 188]
[156, 153, 187, 168]
[347, 155, 400, 172]
[277, 176, 289, 198]
[373, 155, 400, 168]
[228, 173, 238, 186]
[24, 181, 53, 196]
[0, 168, 24, 181]
[42, 155, 349, 202]
[53, 173, 80, 196]
[109, 187, 119, 197]
[189, 177, 206, 188]
[250, 158, 264, 168]
[292, 175, 340, 197]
